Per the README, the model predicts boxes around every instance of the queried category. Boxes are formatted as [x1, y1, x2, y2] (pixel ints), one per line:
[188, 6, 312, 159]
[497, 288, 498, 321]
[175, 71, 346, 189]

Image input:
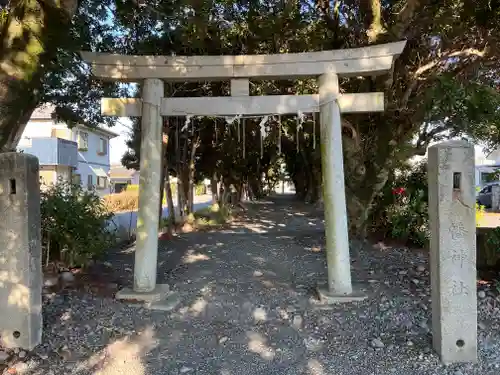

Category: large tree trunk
[187, 134, 200, 214]
[211, 173, 219, 205]
[342, 120, 395, 238]
[158, 128, 169, 224]
[0, 0, 79, 151]
[165, 175, 175, 224]
[179, 171, 189, 216]
[177, 179, 184, 217]
[159, 158, 166, 224]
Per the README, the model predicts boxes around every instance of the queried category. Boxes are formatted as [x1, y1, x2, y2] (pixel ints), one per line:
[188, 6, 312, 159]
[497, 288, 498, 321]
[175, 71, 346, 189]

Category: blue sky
[104, 118, 133, 164]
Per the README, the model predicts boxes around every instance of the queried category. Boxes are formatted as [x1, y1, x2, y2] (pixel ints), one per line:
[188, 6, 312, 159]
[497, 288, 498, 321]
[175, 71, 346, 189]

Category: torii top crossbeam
[81, 41, 406, 82]
[81, 41, 406, 117]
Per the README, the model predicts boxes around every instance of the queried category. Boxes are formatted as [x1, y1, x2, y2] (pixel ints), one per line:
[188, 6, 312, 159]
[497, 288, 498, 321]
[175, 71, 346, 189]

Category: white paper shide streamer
[242, 118, 246, 158]
[259, 116, 269, 158]
[312, 114, 316, 149]
[296, 110, 305, 153]
[225, 115, 242, 141]
[181, 115, 193, 132]
[278, 115, 282, 155]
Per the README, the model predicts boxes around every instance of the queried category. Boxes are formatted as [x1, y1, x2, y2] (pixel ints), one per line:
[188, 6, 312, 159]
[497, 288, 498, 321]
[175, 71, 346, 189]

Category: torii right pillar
[317, 72, 367, 303]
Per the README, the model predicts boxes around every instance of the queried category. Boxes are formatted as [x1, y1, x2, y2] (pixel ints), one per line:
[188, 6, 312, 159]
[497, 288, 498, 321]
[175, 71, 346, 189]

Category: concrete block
[427, 140, 477, 364]
[0, 153, 42, 350]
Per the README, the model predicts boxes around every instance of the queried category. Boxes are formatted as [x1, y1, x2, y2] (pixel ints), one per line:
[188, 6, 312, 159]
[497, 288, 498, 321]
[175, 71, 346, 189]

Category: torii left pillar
[115, 78, 179, 310]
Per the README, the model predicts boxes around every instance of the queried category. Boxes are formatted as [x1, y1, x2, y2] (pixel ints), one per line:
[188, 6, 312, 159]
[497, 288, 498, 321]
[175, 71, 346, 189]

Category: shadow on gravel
[28, 194, 498, 375]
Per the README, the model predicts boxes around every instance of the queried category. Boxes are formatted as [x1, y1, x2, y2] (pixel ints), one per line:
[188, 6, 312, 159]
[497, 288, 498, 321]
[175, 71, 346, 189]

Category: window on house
[72, 174, 81, 186]
[97, 176, 107, 189]
[98, 138, 107, 155]
[87, 175, 93, 190]
[77, 131, 89, 151]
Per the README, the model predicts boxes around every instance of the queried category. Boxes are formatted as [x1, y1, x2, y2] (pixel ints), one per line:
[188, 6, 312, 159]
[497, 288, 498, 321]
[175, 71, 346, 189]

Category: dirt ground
[8, 195, 499, 375]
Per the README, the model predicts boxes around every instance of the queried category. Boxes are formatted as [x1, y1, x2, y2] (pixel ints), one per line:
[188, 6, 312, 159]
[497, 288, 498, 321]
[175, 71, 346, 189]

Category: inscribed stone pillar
[491, 185, 500, 212]
[0, 153, 42, 350]
[427, 140, 477, 364]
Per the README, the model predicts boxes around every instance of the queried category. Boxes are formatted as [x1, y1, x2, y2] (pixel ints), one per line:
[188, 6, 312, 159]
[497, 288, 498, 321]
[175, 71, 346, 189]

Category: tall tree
[0, 0, 121, 152]
[115, 0, 500, 235]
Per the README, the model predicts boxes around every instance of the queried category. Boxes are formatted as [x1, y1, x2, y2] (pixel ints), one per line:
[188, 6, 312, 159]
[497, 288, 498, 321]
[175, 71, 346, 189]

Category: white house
[109, 165, 140, 193]
[18, 104, 118, 195]
[475, 148, 500, 188]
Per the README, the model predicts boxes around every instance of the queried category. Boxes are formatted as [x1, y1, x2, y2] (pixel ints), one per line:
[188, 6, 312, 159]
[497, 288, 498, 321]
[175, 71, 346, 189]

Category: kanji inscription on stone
[428, 141, 477, 364]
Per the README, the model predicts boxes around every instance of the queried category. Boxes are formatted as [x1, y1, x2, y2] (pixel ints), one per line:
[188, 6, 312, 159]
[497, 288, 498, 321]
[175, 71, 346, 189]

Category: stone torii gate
[81, 41, 406, 307]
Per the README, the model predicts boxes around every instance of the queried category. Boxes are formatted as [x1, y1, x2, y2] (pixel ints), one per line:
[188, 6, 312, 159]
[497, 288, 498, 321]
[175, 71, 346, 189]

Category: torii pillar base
[116, 284, 180, 311]
[316, 284, 368, 304]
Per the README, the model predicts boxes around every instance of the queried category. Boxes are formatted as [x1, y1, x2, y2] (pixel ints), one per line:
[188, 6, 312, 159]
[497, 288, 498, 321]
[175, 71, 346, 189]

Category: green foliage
[380, 164, 488, 247]
[424, 77, 500, 144]
[7, 0, 496, 234]
[42, 0, 124, 129]
[41, 181, 115, 268]
[194, 204, 231, 227]
[478, 226, 500, 267]
[158, 203, 231, 230]
[486, 227, 500, 251]
[195, 183, 206, 196]
[382, 163, 430, 247]
[482, 169, 500, 183]
[114, 0, 499, 233]
[476, 203, 486, 225]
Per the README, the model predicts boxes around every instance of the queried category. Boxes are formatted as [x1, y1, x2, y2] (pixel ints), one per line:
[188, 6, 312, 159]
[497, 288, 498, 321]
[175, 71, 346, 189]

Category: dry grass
[478, 212, 500, 228]
[103, 191, 139, 213]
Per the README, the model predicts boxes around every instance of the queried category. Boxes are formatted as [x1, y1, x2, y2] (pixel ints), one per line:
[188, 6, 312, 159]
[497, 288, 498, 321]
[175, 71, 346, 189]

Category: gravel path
[6, 195, 500, 375]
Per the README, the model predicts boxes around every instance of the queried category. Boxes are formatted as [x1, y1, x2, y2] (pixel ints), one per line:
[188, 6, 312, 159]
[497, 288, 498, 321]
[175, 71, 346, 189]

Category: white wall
[70, 127, 113, 196]
[131, 172, 140, 185]
[22, 120, 114, 196]
[22, 120, 55, 139]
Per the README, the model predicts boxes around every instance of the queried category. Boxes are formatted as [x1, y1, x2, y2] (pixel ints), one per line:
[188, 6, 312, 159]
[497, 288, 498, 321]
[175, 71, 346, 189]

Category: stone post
[428, 140, 477, 364]
[491, 185, 500, 212]
[0, 153, 42, 349]
[134, 78, 164, 293]
[316, 72, 365, 303]
[116, 79, 178, 309]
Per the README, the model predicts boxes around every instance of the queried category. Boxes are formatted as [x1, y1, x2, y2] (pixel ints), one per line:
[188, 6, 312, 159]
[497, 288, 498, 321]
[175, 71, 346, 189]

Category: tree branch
[391, 0, 421, 38]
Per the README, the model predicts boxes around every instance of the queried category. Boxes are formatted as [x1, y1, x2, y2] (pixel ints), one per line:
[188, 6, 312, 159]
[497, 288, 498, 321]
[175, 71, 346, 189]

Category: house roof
[30, 104, 119, 138]
[109, 165, 138, 179]
[74, 124, 119, 138]
[31, 104, 56, 120]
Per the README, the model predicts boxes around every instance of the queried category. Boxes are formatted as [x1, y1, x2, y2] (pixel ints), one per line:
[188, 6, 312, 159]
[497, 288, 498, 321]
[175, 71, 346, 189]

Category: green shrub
[376, 163, 486, 247]
[41, 181, 115, 268]
[476, 203, 485, 225]
[194, 204, 231, 226]
[195, 183, 206, 196]
[380, 162, 430, 247]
